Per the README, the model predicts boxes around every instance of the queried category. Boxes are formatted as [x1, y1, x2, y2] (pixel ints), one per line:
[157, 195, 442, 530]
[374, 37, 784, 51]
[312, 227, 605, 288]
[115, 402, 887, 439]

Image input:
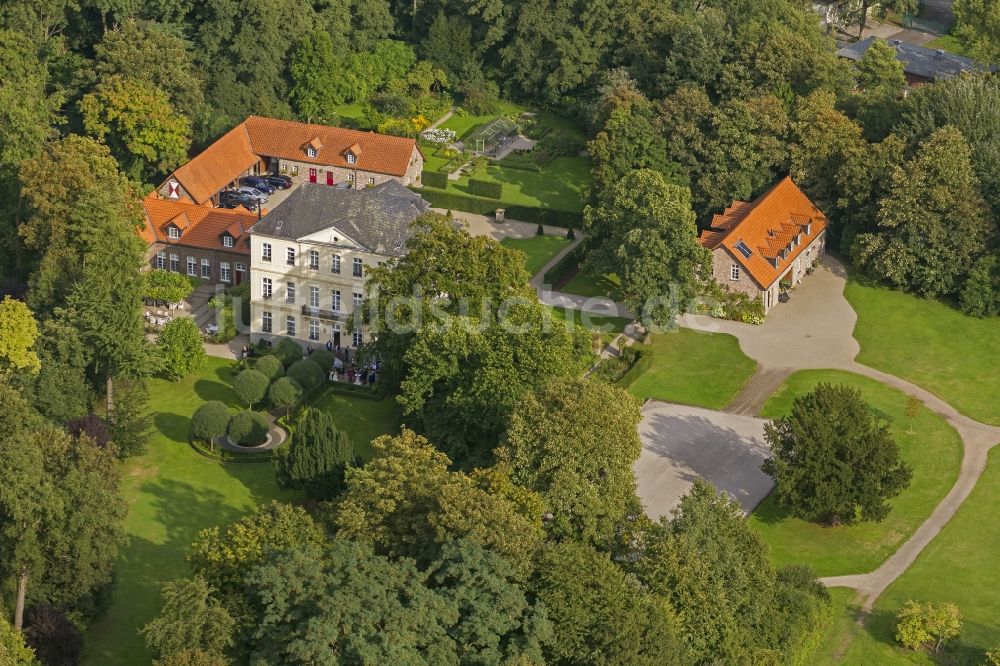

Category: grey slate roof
[837, 37, 996, 82]
[250, 180, 430, 256]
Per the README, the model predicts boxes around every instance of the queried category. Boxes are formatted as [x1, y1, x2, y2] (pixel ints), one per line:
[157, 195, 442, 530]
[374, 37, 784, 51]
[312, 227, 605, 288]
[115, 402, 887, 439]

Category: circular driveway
[635, 401, 775, 519]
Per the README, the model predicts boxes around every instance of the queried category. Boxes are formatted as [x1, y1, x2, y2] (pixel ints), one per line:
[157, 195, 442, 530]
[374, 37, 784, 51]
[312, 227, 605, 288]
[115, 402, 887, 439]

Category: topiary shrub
[227, 411, 269, 446]
[468, 178, 502, 199]
[566, 227, 575, 240]
[254, 354, 284, 381]
[274, 338, 304, 367]
[287, 359, 325, 393]
[268, 377, 303, 416]
[190, 401, 231, 441]
[232, 369, 270, 409]
[309, 349, 336, 372]
[536, 223, 544, 236]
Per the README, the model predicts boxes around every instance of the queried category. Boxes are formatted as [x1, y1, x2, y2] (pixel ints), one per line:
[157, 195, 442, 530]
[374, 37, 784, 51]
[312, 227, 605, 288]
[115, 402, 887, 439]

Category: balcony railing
[302, 305, 347, 322]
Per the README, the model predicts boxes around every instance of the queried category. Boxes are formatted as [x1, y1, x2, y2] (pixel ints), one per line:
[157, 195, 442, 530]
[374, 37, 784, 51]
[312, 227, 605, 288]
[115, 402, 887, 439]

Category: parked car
[219, 190, 256, 211]
[237, 186, 269, 203]
[239, 175, 276, 194]
[263, 173, 292, 190]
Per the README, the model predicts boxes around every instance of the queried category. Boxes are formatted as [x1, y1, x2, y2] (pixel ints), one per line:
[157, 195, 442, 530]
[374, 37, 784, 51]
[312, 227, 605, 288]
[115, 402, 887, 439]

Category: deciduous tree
[141, 577, 234, 661]
[895, 600, 961, 653]
[853, 126, 996, 298]
[0, 297, 40, 380]
[954, 0, 1000, 64]
[762, 383, 912, 525]
[157, 318, 206, 381]
[80, 75, 191, 180]
[501, 377, 643, 548]
[190, 401, 230, 443]
[584, 169, 709, 327]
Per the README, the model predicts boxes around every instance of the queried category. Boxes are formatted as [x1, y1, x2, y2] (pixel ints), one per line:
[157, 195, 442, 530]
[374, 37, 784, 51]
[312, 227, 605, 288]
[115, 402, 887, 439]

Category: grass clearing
[560, 267, 622, 299]
[82, 357, 297, 665]
[815, 447, 1000, 665]
[500, 234, 571, 277]
[83, 358, 401, 664]
[749, 370, 963, 577]
[924, 34, 971, 57]
[624, 329, 757, 409]
[307, 389, 400, 460]
[846, 279, 1000, 426]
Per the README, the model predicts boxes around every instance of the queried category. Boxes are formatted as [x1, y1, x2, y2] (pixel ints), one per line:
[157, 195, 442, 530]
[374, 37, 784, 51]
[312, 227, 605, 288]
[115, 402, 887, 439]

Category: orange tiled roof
[169, 124, 259, 204]
[243, 116, 414, 176]
[141, 196, 257, 254]
[699, 176, 828, 288]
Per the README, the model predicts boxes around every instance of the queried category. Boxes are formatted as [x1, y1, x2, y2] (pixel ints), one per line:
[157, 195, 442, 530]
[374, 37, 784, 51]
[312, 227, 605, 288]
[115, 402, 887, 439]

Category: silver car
[237, 185, 268, 203]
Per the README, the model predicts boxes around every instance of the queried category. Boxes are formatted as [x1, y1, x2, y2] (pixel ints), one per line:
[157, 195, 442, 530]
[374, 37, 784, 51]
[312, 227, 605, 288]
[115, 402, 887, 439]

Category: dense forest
[1, 0, 999, 663]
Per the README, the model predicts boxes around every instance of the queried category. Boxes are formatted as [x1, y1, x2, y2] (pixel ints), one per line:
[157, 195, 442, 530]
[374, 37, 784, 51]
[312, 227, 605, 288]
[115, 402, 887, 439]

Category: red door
[326, 171, 333, 186]
[309, 168, 317, 183]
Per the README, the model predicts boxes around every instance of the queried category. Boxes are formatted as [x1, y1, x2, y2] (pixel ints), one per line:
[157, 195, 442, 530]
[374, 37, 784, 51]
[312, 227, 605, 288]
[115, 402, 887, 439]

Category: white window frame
[309, 285, 319, 307]
[331, 254, 341, 274]
[730, 264, 740, 281]
[286, 247, 295, 266]
[352, 330, 363, 347]
[262, 243, 272, 262]
[168, 226, 180, 239]
[223, 235, 234, 248]
[306, 146, 317, 158]
[286, 282, 296, 304]
[201, 258, 211, 279]
[309, 249, 319, 270]
[292, 165, 299, 176]
[352, 292, 363, 310]
[187, 256, 197, 276]
[347, 153, 356, 164]
[308, 319, 319, 341]
[169, 253, 180, 272]
[331, 290, 341, 312]
[261, 311, 272, 333]
[286, 315, 296, 337]
[367, 176, 375, 185]
[220, 262, 231, 283]
[352, 257, 363, 277]
[262, 277, 272, 299]
[156, 251, 166, 269]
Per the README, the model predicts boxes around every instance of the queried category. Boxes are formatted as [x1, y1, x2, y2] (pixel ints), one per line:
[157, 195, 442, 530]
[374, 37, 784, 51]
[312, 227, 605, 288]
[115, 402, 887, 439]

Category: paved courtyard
[635, 401, 774, 519]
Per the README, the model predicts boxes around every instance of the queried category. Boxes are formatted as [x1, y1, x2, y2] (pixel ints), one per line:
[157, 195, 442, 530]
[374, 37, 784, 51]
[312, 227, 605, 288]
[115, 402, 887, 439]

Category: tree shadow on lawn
[152, 412, 192, 444]
[193, 378, 239, 406]
[86, 478, 250, 665]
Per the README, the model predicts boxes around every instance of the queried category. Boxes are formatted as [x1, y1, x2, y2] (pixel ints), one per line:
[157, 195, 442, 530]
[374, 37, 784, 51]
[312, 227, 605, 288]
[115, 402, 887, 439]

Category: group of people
[299, 340, 380, 387]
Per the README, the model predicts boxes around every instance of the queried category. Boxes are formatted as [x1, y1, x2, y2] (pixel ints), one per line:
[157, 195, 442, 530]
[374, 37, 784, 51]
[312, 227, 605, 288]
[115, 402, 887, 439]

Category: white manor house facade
[248, 181, 430, 348]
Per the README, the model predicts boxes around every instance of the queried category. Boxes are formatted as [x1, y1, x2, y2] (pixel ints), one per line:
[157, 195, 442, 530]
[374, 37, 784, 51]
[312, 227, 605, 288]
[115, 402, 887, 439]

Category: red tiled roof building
[699, 176, 828, 312]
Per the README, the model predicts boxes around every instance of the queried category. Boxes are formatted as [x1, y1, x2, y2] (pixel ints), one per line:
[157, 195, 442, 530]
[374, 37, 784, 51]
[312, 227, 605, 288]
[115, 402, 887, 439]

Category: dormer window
[223, 235, 234, 248]
[805, 222, 812, 235]
[305, 136, 322, 158]
[346, 153, 356, 164]
[168, 226, 180, 239]
[345, 142, 362, 165]
[306, 146, 317, 158]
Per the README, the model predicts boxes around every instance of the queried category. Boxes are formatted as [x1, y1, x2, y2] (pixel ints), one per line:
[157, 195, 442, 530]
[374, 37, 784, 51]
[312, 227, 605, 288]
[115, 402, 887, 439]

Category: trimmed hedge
[227, 410, 270, 446]
[412, 188, 583, 229]
[542, 243, 586, 287]
[615, 347, 656, 389]
[468, 178, 502, 199]
[422, 170, 448, 189]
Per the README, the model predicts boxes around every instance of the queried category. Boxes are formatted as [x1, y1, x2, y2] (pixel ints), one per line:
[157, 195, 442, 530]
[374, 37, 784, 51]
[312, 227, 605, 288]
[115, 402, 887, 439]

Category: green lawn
[816, 447, 1000, 665]
[83, 358, 401, 664]
[544, 305, 632, 347]
[846, 280, 1000, 426]
[560, 267, 622, 299]
[83, 357, 298, 665]
[749, 370, 963, 577]
[307, 389, 400, 460]
[430, 156, 591, 212]
[439, 102, 527, 140]
[334, 102, 368, 123]
[501, 235, 571, 277]
[924, 34, 970, 57]
[624, 329, 758, 409]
